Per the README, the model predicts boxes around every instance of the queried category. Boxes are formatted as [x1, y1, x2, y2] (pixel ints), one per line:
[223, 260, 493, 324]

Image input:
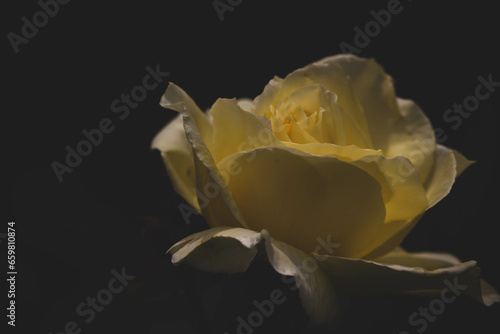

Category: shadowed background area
[4, 0, 500, 333]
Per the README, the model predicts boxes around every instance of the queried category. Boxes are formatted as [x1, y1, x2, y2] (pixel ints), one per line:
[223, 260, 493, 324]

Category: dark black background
[4, 0, 500, 333]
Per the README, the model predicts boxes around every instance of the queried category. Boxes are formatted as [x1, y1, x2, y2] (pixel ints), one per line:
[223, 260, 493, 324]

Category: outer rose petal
[152, 113, 199, 210]
[156, 83, 248, 229]
[361, 145, 473, 259]
[153, 83, 215, 211]
[167, 227, 339, 325]
[350, 155, 428, 224]
[217, 146, 386, 258]
[424, 144, 459, 208]
[168, 228, 499, 325]
[346, 155, 429, 257]
[361, 214, 423, 260]
[317, 247, 500, 306]
[452, 149, 475, 178]
[387, 98, 436, 183]
[159, 83, 214, 150]
[168, 226, 261, 273]
[275, 142, 428, 257]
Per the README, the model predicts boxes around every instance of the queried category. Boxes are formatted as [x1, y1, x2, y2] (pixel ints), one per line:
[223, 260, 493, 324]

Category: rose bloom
[152, 55, 499, 324]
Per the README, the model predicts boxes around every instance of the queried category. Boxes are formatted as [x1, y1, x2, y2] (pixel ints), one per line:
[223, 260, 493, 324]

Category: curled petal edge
[168, 227, 499, 326]
[167, 226, 339, 325]
[317, 247, 500, 307]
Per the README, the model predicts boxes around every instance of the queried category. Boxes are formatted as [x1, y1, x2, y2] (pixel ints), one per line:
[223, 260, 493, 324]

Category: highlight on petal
[167, 227, 339, 325]
[316, 247, 500, 307]
[217, 146, 386, 258]
[168, 226, 261, 273]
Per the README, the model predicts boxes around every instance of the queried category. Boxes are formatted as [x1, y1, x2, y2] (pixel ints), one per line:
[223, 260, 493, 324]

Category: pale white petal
[151, 114, 199, 210]
[317, 248, 499, 306]
[168, 227, 339, 325]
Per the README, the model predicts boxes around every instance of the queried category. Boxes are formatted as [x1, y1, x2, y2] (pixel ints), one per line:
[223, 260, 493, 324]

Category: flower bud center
[269, 98, 322, 136]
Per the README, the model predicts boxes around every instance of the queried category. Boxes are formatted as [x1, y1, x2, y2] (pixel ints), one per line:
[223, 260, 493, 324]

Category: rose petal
[267, 143, 428, 256]
[217, 146, 386, 258]
[168, 226, 261, 273]
[168, 226, 339, 325]
[328, 152, 429, 258]
[361, 214, 423, 260]
[318, 55, 437, 183]
[208, 98, 282, 163]
[151, 114, 199, 210]
[374, 248, 500, 305]
[362, 145, 472, 259]
[317, 247, 499, 306]
[323, 152, 429, 258]
[385, 98, 437, 183]
[479, 280, 500, 306]
[260, 230, 339, 325]
[236, 98, 254, 112]
[318, 56, 437, 183]
[288, 117, 320, 144]
[268, 111, 292, 141]
[285, 84, 370, 147]
[452, 149, 475, 177]
[283, 142, 383, 162]
[254, 55, 437, 184]
[153, 83, 216, 211]
[253, 71, 372, 149]
[158, 84, 248, 229]
[424, 144, 457, 208]
[159, 83, 214, 149]
[351, 155, 429, 224]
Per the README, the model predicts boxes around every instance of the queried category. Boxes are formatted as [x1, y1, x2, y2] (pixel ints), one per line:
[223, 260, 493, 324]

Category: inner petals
[265, 84, 371, 149]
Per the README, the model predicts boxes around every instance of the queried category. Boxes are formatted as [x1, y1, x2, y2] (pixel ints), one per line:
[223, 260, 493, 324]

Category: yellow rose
[153, 55, 499, 324]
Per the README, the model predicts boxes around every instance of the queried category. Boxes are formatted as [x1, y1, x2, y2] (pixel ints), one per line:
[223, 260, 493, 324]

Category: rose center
[268, 98, 321, 136]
